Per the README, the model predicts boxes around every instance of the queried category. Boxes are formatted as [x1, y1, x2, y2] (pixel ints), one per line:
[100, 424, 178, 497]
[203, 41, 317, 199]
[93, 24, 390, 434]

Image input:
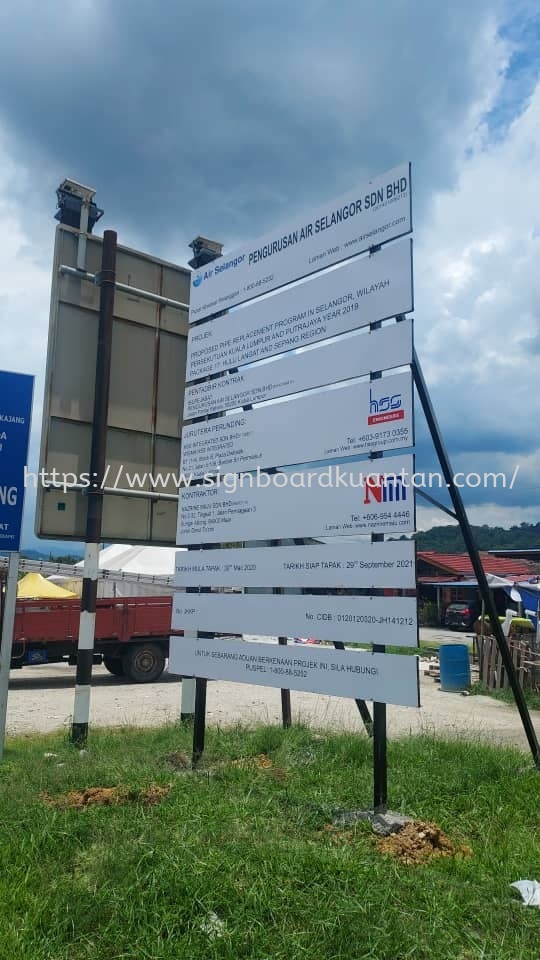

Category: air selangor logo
[362, 474, 408, 505]
[368, 386, 404, 426]
[191, 254, 246, 288]
[192, 267, 215, 288]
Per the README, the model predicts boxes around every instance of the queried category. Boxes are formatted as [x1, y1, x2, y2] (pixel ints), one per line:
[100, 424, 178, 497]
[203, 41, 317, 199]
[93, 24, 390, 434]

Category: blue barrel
[439, 644, 471, 692]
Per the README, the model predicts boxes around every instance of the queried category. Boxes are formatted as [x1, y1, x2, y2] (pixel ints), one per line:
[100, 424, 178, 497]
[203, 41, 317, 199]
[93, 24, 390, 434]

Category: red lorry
[11, 595, 181, 682]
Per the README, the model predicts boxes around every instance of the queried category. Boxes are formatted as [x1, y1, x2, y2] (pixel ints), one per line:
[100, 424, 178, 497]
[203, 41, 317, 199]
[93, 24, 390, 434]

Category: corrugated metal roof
[489, 549, 540, 560]
[417, 551, 536, 579]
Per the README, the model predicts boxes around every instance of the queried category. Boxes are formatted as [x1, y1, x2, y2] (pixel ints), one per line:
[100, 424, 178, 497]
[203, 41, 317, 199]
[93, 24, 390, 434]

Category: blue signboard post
[0, 370, 34, 552]
[0, 369, 34, 759]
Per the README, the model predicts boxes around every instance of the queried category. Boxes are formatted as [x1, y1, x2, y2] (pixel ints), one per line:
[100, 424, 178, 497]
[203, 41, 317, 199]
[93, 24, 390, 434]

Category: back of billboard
[35, 224, 190, 545]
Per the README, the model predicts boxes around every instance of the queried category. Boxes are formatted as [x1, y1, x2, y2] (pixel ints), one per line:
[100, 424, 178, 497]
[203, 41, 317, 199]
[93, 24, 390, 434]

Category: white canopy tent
[82, 544, 178, 577]
[70, 544, 182, 597]
[44, 544, 184, 598]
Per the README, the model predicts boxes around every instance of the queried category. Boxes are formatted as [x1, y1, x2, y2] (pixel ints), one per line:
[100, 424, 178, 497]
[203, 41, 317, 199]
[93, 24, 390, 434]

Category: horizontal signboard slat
[174, 540, 416, 589]
[184, 318, 413, 419]
[186, 239, 413, 380]
[189, 163, 411, 322]
[181, 371, 413, 478]
[177, 454, 415, 544]
[172, 593, 418, 647]
[168, 636, 420, 707]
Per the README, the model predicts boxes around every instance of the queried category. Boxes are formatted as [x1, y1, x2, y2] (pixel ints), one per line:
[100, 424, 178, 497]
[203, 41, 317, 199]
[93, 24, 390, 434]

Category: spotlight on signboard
[188, 236, 224, 268]
[55, 179, 104, 233]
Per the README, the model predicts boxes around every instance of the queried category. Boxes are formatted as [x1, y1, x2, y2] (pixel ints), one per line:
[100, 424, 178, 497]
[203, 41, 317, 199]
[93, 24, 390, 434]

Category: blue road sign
[0, 370, 34, 552]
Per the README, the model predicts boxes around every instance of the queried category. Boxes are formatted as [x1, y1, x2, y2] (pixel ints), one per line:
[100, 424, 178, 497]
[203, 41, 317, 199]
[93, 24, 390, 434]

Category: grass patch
[313, 636, 473, 657]
[0, 724, 538, 959]
[470, 681, 540, 712]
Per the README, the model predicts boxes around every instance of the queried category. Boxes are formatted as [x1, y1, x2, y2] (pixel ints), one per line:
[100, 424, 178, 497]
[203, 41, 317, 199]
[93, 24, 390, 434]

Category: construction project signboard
[171, 160, 419, 711]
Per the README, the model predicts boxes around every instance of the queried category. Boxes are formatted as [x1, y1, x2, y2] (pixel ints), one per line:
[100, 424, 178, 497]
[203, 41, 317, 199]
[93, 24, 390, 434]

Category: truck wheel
[122, 643, 166, 683]
[103, 656, 125, 677]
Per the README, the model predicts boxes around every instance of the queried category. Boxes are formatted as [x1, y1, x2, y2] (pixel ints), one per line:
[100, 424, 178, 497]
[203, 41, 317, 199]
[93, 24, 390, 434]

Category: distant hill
[19, 525, 540, 559]
[20, 549, 50, 561]
[20, 548, 83, 563]
[410, 522, 540, 553]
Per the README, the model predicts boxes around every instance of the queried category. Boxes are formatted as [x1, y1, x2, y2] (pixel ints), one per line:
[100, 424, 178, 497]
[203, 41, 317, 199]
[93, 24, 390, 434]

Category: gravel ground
[5, 629, 539, 752]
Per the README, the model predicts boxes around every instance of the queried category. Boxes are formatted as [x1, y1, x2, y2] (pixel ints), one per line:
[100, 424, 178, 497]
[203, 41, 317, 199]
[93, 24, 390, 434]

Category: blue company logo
[368, 386, 404, 426]
[192, 275, 203, 287]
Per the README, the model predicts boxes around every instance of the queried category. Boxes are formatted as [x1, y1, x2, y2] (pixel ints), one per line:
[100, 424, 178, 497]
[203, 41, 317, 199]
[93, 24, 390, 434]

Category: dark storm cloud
[409, 425, 532, 513]
[414, 415, 535, 458]
[0, 0, 502, 255]
[6, 0, 538, 549]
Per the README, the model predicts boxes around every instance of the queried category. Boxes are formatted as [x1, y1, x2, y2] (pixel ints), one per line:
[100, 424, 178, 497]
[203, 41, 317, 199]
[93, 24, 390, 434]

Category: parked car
[443, 602, 479, 630]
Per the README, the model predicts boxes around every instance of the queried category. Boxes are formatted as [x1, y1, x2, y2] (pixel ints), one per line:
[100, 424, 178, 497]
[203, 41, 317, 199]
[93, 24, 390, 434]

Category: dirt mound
[41, 784, 171, 809]
[164, 751, 277, 773]
[228, 753, 273, 769]
[164, 751, 191, 769]
[226, 754, 287, 780]
[376, 820, 472, 865]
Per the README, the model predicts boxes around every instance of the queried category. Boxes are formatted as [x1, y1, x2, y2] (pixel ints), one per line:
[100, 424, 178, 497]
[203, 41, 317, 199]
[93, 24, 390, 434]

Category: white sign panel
[172, 593, 418, 647]
[189, 163, 411, 321]
[169, 636, 420, 708]
[186, 239, 413, 380]
[175, 540, 416, 589]
[181, 371, 413, 478]
[177, 453, 415, 544]
[184, 318, 413, 419]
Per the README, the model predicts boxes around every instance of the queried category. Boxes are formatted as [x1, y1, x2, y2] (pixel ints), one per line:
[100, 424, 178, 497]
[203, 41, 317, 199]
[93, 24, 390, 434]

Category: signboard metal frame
[35, 223, 191, 545]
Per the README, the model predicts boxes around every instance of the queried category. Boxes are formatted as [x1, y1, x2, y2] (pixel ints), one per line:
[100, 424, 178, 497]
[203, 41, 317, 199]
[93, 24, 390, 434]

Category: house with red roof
[417, 551, 539, 623]
[417, 550, 536, 582]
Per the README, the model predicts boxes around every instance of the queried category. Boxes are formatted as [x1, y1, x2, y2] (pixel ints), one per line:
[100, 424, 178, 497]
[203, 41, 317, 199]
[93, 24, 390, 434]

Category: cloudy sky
[0, 0, 539, 551]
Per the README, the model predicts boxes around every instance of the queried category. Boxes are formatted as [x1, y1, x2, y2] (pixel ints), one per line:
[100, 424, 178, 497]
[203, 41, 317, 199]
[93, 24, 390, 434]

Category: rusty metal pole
[71, 229, 117, 745]
[412, 349, 539, 768]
